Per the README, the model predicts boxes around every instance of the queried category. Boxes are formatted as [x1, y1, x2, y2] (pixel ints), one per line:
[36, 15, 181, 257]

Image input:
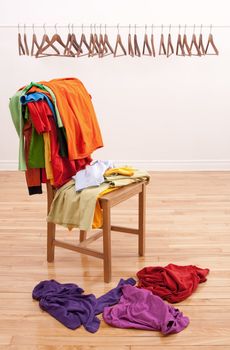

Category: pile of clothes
[48, 162, 150, 230]
[33, 263, 209, 335]
[9, 78, 150, 229]
[9, 77, 103, 194]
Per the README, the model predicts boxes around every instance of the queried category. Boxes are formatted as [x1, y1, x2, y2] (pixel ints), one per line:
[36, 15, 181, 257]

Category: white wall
[1, 0, 230, 170]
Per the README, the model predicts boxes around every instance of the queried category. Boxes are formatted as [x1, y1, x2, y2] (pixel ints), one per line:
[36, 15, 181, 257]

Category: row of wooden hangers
[18, 24, 219, 58]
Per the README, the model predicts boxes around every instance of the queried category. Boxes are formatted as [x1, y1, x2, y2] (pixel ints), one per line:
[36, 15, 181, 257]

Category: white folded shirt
[73, 160, 114, 191]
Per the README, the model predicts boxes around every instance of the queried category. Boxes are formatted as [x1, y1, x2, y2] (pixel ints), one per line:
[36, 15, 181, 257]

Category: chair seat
[46, 180, 147, 282]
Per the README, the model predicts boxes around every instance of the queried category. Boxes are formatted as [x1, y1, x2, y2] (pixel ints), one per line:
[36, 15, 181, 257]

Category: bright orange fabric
[43, 133, 54, 185]
[92, 187, 119, 229]
[33, 78, 103, 160]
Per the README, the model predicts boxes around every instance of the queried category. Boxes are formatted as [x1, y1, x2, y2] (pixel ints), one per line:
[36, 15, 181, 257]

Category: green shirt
[9, 82, 63, 170]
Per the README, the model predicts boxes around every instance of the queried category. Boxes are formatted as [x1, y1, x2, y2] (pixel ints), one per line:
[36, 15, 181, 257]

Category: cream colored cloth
[47, 169, 150, 231]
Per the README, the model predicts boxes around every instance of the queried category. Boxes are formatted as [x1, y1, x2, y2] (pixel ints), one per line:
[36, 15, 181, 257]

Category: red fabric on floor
[137, 264, 209, 303]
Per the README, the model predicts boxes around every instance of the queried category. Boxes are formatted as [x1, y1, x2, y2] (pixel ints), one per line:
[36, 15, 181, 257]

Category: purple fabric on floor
[32, 280, 84, 300]
[95, 277, 136, 314]
[103, 285, 190, 335]
[32, 278, 136, 332]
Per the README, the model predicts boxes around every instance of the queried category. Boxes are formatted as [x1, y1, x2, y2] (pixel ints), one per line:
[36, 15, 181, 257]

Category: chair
[46, 180, 147, 282]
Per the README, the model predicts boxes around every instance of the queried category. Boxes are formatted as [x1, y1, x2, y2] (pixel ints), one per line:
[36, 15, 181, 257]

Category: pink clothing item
[103, 285, 189, 335]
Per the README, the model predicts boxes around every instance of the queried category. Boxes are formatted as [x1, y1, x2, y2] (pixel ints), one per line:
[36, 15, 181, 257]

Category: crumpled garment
[137, 264, 209, 303]
[32, 278, 136, 332]
[103, 284, 189, 335]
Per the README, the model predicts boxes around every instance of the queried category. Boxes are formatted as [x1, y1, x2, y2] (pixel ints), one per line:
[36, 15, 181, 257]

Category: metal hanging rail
[0, 24, 230, 29]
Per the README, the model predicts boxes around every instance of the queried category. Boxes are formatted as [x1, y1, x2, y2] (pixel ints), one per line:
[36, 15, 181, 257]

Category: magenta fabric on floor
[103, 285, 189, 335]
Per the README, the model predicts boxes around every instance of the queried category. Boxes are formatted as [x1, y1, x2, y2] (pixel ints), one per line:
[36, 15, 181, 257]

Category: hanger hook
[117, 23, 120, 34]
[135, 24, 137, 34]
[200, 24, 203, 34]
[184, 24, 187, 34]
[169, 24, 171, 33]
[100, 23, 102, 34]
[129, 24, 131, 34]
[18, 23, 20, 33]
[24, 23, 26, 34]
[161, 24, 163, 34]
[43, 23, 46, 34]
[151, 24, 154, 35]
[210, 24, 212, 33]
[32, 23, 35, 34]
[68, 23, 71, 34]
[193, 24, 196, 34]
[145, 24, 147, 34]
[94, 23, 96, 32]
[90, 24, 93, 34]
[178, 24, 181, 34]
[55, 23, 58, 34]
[82, 23, 84, 34]
[105, 24, 107, 34]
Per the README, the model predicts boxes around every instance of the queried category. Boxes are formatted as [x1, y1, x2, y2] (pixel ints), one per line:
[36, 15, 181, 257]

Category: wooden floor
[0, 171, 230, 350]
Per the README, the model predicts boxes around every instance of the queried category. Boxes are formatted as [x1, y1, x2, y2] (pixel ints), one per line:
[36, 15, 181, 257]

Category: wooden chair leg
[79, 230, 87, 242]
[138, 183, 146, 256]
[47, 222, 55, 262]
[101, 200, 112, 283]
[46, 183, 56, 262]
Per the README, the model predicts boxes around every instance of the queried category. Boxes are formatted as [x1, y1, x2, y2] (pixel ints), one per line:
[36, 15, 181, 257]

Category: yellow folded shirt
[104, 167, 134, 177]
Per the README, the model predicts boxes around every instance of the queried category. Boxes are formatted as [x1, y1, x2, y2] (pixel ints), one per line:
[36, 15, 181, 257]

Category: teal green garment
[9, 82, 63, 170]
[9, 86, 31, 170]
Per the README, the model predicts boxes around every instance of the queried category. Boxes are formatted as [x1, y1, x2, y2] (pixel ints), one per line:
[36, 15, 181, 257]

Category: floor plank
[0, 171, 230, 348]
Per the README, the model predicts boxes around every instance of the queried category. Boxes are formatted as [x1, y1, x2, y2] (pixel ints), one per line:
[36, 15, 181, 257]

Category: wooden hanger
[36, 24, 60, 57]
[198, 34, 205, 55]
[65, 25, 82, 56]
[128, 34, 134, 56]
[159, 25, 166, 55]
[98, 33, 105, 57]
[128, 25, 134, 57]
[176, 25, 185, 56]
[134, 34, 141, 56]
[93, 33, 101, 56]
[88, 25, 100, 57]
[23, 25, 29, 56]
[77, 25, 90, 57]
[166, 26, 174, 57]
[31, 24, 40, 56]
[150, 25, 156, 57]
[97, 26, 107, 58]
[39, 24, 74, 57]
[142, 26, 152, 56]
[190, 25, 202, 56]
[114, 25, 127, 57]
[101, 26, 114, 57]
[198, 25, 205, 55]
[182, 25, 191, 56]
[134, 25, 141, 57]
[205, 25, 219, 55]
[64, 25, 72, 54]
[18, 24, 25, 55]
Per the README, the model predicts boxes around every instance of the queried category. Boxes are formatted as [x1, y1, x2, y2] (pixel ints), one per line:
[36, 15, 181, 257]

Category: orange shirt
[34, 78, 103, 160]
[27, 77, 103, 160]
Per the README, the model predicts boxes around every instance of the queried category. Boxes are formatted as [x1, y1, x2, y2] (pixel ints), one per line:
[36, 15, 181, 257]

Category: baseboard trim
[0, 161, 18, 170]
[113, 160, 230, 171]
[1, 159, 230, 171]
